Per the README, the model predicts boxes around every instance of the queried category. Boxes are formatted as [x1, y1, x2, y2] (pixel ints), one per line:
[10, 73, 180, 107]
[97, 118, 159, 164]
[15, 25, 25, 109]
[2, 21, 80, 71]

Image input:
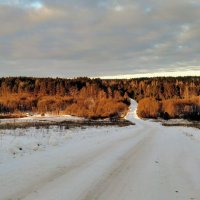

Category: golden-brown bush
[162, 97, 200, 119]
[137, 96, 200, 120]
[0, 87, 129, 119]
[137, 98, 161, 118]
[64, 98, 128, 119]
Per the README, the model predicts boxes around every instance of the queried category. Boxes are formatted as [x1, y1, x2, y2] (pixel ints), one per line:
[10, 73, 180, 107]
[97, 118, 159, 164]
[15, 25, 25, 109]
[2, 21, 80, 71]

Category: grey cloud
[0, 0, 199, 77]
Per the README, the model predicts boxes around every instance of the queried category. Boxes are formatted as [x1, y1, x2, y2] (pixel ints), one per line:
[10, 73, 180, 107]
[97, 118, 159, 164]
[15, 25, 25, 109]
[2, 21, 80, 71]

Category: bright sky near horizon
[0, 0, 199, 78]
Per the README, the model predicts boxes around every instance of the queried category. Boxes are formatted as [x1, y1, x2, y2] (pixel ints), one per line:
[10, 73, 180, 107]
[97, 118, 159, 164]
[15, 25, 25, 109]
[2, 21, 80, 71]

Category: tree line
[0, 76, 199, 120]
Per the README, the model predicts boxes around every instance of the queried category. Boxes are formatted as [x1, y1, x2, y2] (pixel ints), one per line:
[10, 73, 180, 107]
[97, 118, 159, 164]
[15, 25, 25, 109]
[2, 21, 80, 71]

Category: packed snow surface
[0, 100, 200, 200]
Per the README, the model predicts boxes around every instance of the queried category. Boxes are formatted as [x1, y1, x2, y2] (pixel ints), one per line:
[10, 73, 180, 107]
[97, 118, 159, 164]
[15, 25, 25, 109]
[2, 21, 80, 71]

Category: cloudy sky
[0, 0, 200, 78]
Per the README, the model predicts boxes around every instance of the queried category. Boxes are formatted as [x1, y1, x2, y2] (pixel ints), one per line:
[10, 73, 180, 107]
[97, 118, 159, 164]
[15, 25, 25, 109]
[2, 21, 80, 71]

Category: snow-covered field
[0, 114, 84, 124]
[0, 100, 200, 200]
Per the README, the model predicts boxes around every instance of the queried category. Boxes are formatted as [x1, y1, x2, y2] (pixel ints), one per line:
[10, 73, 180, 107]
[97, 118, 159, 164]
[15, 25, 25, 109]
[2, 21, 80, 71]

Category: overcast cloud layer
[0, 0, 199, 77]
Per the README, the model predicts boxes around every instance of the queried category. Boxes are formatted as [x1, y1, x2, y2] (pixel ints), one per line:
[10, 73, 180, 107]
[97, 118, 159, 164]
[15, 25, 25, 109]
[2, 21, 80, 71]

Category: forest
[0, 77, 199, 120]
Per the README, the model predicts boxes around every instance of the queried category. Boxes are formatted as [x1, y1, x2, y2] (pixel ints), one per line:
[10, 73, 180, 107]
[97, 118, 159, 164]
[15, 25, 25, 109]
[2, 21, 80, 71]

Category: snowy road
[0, 101, 200, 200]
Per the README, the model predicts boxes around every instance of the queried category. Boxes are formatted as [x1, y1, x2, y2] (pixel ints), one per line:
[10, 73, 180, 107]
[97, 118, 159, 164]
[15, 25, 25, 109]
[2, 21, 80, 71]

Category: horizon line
[97, 70, 200, 79]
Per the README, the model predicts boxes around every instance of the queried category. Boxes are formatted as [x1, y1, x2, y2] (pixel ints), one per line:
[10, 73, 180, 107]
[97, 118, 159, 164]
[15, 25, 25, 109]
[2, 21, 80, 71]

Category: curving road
[0, 101, 200, 200]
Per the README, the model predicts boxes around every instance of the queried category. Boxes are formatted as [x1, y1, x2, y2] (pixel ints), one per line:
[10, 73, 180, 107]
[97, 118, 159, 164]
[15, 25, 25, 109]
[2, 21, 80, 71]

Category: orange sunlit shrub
[0, 89, 129, 119]
[137, 97, 161, 118]
[138, 96, 200, 120]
